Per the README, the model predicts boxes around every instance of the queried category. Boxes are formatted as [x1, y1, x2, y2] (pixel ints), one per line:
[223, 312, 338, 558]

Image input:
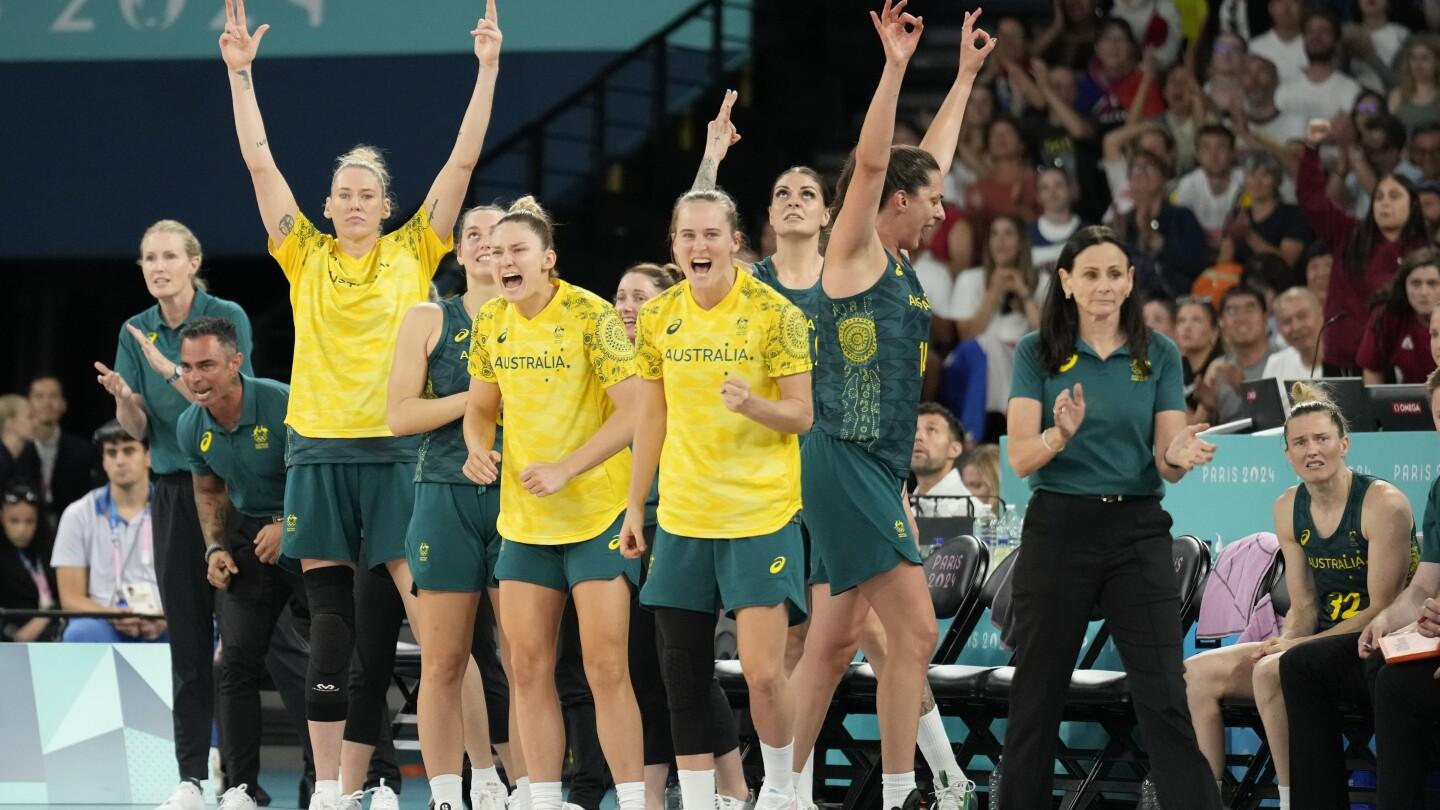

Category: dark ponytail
[1038, 226, 1149, 373]
[830, 145, 940, 222]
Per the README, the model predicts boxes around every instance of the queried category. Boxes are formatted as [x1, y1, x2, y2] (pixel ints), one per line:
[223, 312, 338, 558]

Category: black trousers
[153, 472, 216, 782]
[999, 492, 1220, 810]
[1278, 632, 1439, 810]
[217, 513, 310, 796]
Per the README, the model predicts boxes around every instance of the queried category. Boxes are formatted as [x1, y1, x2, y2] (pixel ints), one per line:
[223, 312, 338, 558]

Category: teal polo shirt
[1421, 475, 1440, 564]
[115, 289, 254, 475]
[178, 375, 289, 518]
[1010, 331, 1186, 497]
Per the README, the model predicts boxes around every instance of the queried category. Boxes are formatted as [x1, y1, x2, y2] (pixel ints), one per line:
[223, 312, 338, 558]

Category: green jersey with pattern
[416, 296, 502, 485]
[812, 252, 932, 478]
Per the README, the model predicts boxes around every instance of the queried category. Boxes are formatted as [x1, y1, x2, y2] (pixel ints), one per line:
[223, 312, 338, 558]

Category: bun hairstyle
[669, 189, 741, 236]
[624, 262, 684, 291]
[1285, 380, 1349, 441]
[140, 219, 207, 291]
[494, 196, 559, 277]
[333, 144, 392, 198]
[457, 203, 505, 241]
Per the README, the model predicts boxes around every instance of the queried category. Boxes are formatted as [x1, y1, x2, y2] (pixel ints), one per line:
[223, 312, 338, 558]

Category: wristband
[204, 545, 226, 562]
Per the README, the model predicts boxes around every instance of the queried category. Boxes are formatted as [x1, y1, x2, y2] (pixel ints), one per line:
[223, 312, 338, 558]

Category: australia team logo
[286, 514, 298, 533]
[252, 424, 270, 450]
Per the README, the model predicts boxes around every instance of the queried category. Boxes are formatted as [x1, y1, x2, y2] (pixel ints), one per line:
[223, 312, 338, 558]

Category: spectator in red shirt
[1298, 118, 1431, 372]
[1359, 248, 1440, 384]
[1077, 18, 1165, 134]
[965, 115, 1039, 235]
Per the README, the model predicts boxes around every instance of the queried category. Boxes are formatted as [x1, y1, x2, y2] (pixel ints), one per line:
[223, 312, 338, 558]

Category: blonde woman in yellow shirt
[462, 198, 646, 810]
[619, 188, 814, 810]
[219, 1, 501, 808]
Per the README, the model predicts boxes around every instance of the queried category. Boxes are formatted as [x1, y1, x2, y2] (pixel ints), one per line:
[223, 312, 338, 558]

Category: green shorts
[281, 461, 416, 572]
[640, 515, 808, 625]
[494, 513, 638, 593]
[801, 517, 830, 587]
[406, 482, 502, 592]
[801, 432, 920, 595]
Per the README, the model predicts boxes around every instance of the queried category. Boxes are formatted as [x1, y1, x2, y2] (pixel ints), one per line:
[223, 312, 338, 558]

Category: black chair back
[1270, 555, 1290, 616]
[924, 534, 989, 621]
[1173, 534, 1212, 622]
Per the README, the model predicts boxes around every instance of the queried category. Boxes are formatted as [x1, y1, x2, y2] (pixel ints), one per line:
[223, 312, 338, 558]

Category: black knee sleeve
[708, 678, 740, 756]
[344, 566, 404, 746]
[655, 608, 717, 756]
[303, 566, 355, 722]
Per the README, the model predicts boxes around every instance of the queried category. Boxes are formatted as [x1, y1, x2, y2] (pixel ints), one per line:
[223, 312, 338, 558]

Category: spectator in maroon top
[1298, 118, 1431, 372]
[965, 116, 1039, 236]
[1358, 248, 1440, 385]
[1077, 18, 1165, 135]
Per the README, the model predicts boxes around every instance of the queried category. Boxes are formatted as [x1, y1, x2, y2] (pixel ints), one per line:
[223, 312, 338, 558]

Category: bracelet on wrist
[1040, 427, 1064, 453]
[204, 545, 225, 562]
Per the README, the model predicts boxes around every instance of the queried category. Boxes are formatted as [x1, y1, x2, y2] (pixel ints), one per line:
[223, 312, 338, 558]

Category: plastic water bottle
[974, 506, 997, 550]
[1003, 503, 1023, 547]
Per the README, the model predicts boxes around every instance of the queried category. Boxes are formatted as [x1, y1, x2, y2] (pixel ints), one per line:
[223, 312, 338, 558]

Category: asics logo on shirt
[608, 536, 621, 550]
[454, 329, 470, 343]
[497, 330, 508, 344]
[666, 319, 683, 334]
[199, 431, 213, 453]
[769, 556, 786, 574]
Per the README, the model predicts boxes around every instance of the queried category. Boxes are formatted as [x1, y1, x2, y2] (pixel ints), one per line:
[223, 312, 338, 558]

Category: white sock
[795, 748, 815, 807]
[315, 780, 340, 800]
[471, 766, 501, 787]
[1278, 785, 1290, 810]
[529, 781, 562, 810]
[677, 769, 716, 810]
[916, 707, 962, 784]
[881, 772, 916, 810]
[615, 781, 646, 810]
[759, 740, 795, 795]
[511, 777, 532, 810]
[429, 774, 463, 810]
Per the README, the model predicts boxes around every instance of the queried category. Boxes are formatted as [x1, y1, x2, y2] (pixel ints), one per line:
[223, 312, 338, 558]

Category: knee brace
[303, 566, 355, 722]
[656, 608, 719, 756]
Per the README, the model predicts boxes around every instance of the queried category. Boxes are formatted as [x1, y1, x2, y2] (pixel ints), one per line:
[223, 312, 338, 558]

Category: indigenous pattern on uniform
[811, 252, 931, 478]
[468, 279, 635, 544]
[634, 270, 811, 538]
[416, 295, 500, 485]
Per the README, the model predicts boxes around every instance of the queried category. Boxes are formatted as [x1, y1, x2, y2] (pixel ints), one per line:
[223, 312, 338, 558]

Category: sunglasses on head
[3, 489, 39, 506]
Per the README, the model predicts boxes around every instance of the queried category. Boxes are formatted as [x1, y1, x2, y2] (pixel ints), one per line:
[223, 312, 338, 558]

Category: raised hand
[1165, 423, 1217, 471]
[218, 0, 269, 71]
[704, 90, 742, 163]
[126, 324, 177, 380]
[870, 0, 925, 67]
[473, 0, 503, 68]
[1053, 383, 1085, 440]
[957, 8, 997, 78]
[1306, 118, 1331, 148]
[94, 362, 142, 406]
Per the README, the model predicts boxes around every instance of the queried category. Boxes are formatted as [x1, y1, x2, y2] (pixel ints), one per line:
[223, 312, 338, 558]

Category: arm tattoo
[428, 198, 440, 220]
[255, 138, 267, 149]
[238, 69, 252, 91]
[691, 157, 717, 192]
[278, 214, 294, 236]
[194, 484, 229, 549]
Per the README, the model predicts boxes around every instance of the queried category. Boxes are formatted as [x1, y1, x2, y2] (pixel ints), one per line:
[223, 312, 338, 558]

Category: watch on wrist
[166, 367, 183, 384]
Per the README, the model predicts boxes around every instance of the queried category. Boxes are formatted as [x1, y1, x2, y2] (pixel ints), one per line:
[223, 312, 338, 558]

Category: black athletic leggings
[653, 606, 740, 758]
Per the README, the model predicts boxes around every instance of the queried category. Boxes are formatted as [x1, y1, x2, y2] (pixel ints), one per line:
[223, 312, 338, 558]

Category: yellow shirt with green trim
[635, 270, 811, 538]
[267, 208, 452, 438]
[467, 280, 636, 545]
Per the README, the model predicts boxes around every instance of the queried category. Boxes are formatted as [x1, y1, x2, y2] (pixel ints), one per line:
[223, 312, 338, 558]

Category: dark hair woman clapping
[1000, 225, 1222, 810]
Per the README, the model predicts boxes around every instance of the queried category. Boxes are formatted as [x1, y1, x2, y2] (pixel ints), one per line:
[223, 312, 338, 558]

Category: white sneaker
[932, 771, 976, 810]
[751, 787, 796, 810]
[366, 780, 399, 810]
[218, 786, 257, 810]
[508, 788, 529, 810]
[156, 781, 206, 810]
[470, 780, 508, 810]
[561, 804, 586, 810]
[715, 796, 749, 810]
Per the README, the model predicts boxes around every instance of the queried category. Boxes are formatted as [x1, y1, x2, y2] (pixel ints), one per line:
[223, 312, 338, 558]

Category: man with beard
[1274, 9, 1361, 126]
[910, 403, 976, 519]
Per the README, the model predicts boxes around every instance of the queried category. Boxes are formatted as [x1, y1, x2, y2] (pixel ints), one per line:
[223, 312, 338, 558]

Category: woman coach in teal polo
[999, 226, 1222, 810]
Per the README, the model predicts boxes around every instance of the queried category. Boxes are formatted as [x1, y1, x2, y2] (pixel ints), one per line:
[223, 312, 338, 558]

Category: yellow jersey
[268, 208, 452, 438]
[635, 270, 811, 538]
[468, 279, 636, 544]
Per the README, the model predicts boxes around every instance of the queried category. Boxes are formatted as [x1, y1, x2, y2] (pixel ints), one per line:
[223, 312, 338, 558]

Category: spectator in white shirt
[1249, 0, 1308, 86]
[1173, 124, 1246, 248]
[51, 422, 165, 644]
[1238, 55, 1308, 163]
[1274, 9, 1361, 125]
[1029, 167, 1086, 273]
[1263, 286, 1327, 381]
[1342, 0, 1409, 94]
[911, 403, 980, 518]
